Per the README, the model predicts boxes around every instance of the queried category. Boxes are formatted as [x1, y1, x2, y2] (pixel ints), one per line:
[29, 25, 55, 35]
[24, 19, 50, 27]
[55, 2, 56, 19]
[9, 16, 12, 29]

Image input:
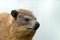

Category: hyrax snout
[0, 9, 40, 40]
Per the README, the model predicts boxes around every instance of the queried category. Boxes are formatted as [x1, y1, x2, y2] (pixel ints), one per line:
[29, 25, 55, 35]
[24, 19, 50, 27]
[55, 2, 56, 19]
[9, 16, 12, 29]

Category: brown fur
[0, 9, 36, 40]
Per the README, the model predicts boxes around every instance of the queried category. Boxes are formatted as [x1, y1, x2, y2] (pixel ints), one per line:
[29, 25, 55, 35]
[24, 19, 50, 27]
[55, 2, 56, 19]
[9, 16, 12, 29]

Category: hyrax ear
[11, 10, 18, 18]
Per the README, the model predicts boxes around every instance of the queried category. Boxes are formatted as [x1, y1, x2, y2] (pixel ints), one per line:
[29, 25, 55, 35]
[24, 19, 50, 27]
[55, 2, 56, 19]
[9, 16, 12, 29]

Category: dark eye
[24, 18, 30, 22]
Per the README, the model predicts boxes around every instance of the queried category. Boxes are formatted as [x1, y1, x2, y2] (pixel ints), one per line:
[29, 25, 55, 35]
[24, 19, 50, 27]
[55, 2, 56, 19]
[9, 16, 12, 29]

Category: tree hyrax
[0, 9, 40, 40]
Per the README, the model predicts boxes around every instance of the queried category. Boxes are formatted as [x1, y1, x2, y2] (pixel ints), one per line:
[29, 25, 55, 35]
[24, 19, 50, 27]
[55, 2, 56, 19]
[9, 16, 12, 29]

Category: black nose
[34, 22, 40, 30]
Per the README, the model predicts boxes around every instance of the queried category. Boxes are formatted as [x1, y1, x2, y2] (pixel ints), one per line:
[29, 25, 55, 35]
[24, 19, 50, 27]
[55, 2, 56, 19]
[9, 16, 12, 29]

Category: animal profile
[0, 9, 40, 40]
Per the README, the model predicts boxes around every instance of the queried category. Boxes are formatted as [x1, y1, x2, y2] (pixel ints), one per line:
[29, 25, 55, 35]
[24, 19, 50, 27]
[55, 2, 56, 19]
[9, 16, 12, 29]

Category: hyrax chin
[0, 9, 40, 40]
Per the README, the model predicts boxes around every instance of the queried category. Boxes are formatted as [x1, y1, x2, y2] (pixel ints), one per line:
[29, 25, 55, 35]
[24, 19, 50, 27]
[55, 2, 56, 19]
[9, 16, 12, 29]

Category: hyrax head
[11, 9, 40, 39]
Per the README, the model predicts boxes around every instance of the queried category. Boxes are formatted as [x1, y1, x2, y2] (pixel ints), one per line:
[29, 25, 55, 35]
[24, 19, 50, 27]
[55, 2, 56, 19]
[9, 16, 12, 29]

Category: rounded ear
[11, 10, 18, 18]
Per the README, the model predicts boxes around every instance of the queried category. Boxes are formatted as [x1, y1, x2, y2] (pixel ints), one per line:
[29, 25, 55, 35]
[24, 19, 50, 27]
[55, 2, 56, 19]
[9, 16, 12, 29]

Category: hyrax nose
[34, 22, 40, 30]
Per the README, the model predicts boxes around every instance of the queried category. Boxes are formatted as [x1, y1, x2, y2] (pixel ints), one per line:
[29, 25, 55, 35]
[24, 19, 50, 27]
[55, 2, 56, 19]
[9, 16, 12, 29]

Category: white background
[0, 0, 60, 40]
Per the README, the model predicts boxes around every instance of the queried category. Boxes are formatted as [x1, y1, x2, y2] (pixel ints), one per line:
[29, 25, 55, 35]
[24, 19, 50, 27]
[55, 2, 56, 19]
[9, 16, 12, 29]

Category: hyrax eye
[24, 18, 30, 22]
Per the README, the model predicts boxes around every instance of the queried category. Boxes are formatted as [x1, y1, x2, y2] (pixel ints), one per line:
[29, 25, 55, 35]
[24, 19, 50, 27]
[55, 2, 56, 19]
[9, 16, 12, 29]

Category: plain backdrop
[0, 0, 60, 40]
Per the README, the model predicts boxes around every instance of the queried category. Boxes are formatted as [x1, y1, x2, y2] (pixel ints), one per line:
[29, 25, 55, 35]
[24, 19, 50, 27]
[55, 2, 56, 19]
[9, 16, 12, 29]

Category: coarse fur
[0, 9, 39, 40]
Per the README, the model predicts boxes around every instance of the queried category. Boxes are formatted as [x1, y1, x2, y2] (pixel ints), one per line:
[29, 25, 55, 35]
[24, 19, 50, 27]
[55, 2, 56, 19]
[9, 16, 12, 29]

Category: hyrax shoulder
[0, 9, 40, 40]
[0, 12, 15, 40]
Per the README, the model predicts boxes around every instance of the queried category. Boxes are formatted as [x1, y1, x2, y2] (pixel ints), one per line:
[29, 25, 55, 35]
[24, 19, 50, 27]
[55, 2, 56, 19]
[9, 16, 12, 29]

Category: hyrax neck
[8, 32, 33, 40]
[17, 37, 32, 40]
[8, 35, 32, 40]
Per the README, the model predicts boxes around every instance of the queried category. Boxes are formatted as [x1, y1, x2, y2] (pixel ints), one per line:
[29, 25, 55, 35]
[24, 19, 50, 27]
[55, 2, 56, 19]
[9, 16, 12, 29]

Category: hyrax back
[0, 9, 40, 40]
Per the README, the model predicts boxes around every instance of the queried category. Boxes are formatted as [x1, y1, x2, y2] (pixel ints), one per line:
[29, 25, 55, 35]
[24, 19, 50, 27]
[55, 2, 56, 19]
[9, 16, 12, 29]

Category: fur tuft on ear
[11, 10, 18, 18]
